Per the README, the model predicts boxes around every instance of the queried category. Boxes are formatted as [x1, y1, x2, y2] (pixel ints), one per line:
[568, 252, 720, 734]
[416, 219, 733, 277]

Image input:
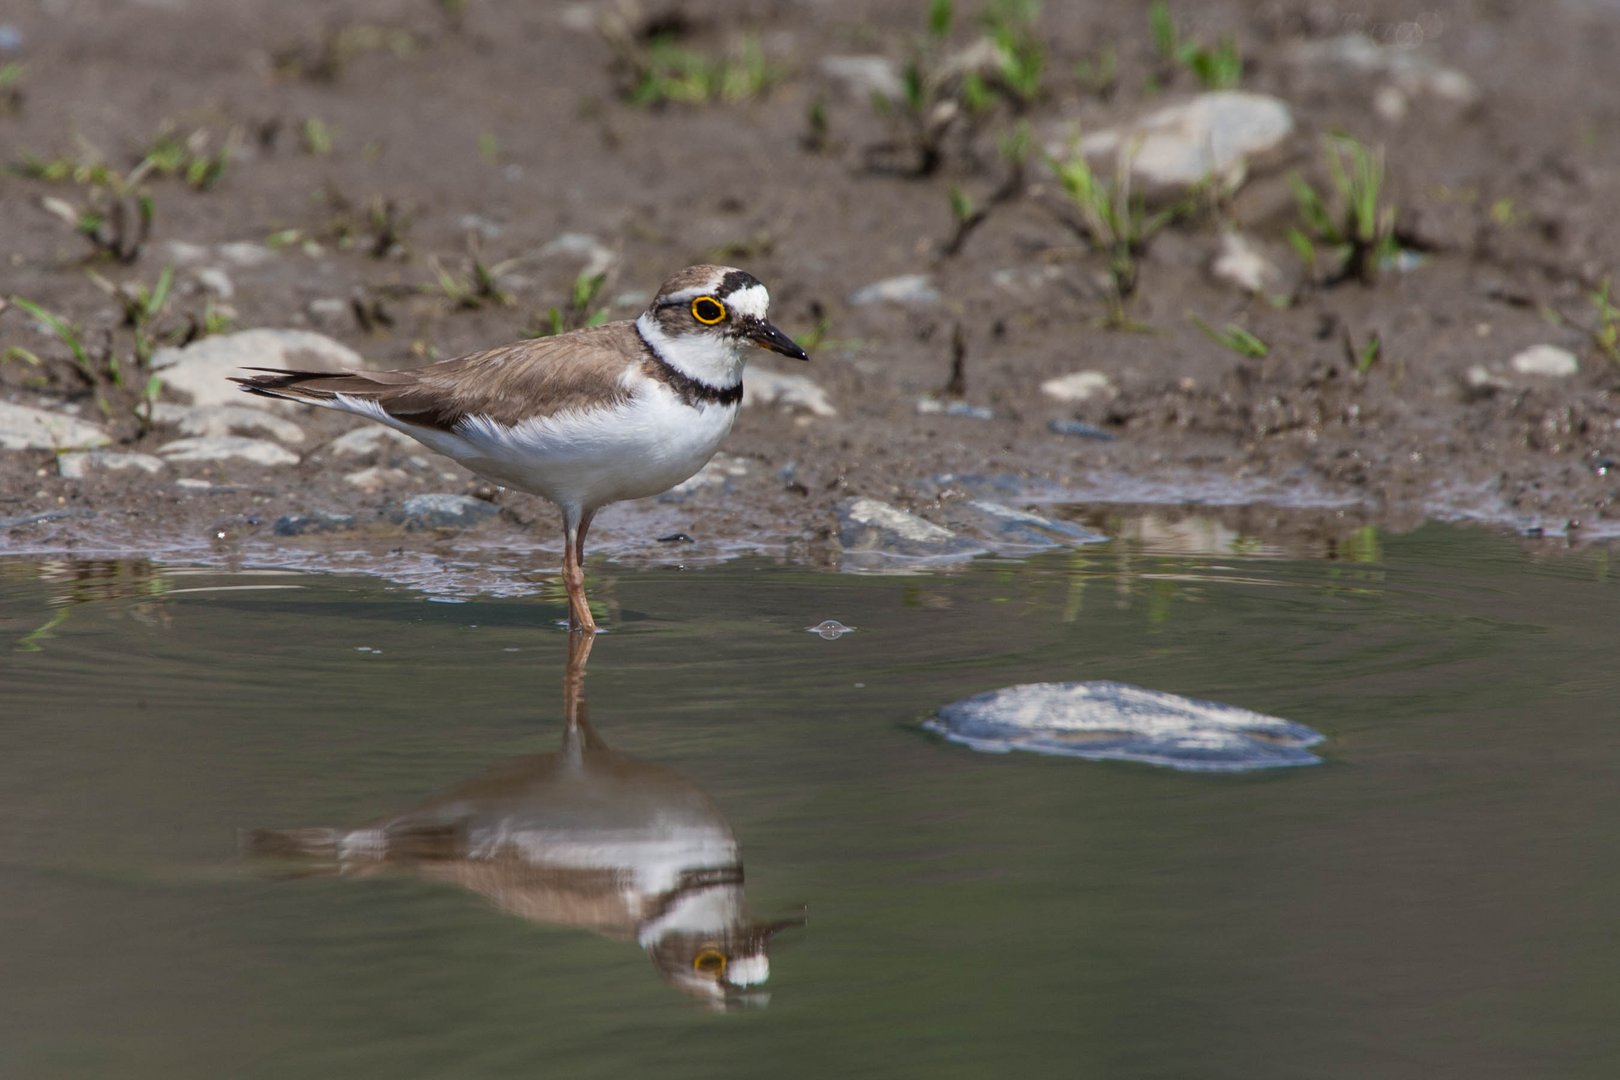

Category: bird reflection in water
[245, 633, 800, 1008]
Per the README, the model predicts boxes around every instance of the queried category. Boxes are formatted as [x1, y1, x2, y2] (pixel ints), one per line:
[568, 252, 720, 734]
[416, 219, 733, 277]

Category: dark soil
[3, 0, 1619, 583]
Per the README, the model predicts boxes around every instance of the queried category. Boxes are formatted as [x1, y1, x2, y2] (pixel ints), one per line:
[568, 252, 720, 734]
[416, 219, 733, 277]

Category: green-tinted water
[3, 525, 1619, 1078]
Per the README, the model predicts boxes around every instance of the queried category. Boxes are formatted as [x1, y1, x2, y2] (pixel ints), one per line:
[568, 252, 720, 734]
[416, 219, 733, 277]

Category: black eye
[690, 296, 726, 325]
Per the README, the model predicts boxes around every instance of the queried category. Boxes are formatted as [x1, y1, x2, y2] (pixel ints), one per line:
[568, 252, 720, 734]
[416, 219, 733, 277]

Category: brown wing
[231, 321, 645, 431]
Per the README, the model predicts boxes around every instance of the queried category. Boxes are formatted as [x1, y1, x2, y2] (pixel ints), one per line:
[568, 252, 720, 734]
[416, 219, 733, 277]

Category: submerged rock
[836, 497, 987, 568]
[926, 681, 1325, 772]
[940, 500, 1108, 552]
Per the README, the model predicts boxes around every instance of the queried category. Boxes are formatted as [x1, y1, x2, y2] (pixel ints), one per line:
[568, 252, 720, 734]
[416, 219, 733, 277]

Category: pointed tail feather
[230, 367, 392, 406]
[240, 826, 343, 860]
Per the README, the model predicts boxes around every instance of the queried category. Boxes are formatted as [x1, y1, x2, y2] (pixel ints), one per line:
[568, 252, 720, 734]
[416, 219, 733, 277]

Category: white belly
[427, 383, 738, 513]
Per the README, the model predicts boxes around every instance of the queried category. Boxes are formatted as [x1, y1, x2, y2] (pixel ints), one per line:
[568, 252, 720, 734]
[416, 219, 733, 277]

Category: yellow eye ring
[691, 296, 726, 325]
[693, 948, 728, 976]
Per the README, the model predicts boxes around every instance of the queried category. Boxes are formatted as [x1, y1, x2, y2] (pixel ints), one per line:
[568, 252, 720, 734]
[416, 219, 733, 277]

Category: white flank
[637, 885, 748, 949]
[465, 378, 736, 510]
[329, 378, 736, 514]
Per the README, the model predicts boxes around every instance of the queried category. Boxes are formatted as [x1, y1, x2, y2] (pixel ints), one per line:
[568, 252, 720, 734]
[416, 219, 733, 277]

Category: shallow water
[4, 524, 1620, 1079]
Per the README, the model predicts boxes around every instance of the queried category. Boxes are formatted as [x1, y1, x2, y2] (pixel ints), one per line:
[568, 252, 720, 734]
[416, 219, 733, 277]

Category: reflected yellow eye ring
[693, 948, 728, 976]
[691, 296, 726, 325]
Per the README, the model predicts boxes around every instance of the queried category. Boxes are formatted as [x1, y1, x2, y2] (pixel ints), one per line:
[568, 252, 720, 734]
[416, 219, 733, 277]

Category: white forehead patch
[725, 953, 770, 987]
[723, 283, 771, 320]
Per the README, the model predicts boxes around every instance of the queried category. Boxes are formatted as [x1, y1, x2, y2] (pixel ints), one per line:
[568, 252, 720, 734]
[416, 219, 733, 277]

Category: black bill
[743, 317, 810, 361]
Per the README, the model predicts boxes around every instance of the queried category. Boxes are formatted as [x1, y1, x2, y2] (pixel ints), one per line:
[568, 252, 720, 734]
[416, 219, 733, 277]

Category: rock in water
[836, 497, 987, 568]
[925, 681, 1325, 772]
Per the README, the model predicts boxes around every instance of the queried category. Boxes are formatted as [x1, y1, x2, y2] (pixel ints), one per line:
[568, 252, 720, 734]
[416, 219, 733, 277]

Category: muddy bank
[3, 0, 1618, 588]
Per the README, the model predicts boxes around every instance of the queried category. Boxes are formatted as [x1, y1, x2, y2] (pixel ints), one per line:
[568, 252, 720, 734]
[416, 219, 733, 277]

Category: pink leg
[562, 508, 597, 634]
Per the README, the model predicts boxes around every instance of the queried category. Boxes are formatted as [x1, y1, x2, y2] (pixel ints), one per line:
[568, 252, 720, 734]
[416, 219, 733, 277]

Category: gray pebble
[847, 274, 941, 306]
[392, 493, 499, 530]
[58, 450, 167, 480]
[274, 511, 358, 537]
[1048, 419, 1116, 441]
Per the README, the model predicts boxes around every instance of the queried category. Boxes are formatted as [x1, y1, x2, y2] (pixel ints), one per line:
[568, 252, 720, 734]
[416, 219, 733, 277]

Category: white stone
[1509, 345, 1579, 378]
[667, 452, 748, 496]
[1050, 91, 1295, 196]
[990, 264, 1065, 292]
[150, 329, 362, 410]
[538, 232, 617, 279]
[819, 55, 905, 103]
[1373, 85, 1409, 123]
[57, 450, 166, 479]
[344, 465, 410, 492]
[151, 402, 307, 444]
[175, 477, 213, 490]
[843, 497, 957, 544]
[1291, 34, 1479, 107]
[1211, 230, 1282, 295]
[0, 400, 111, 450]
[162, 240, 212, 265]
[744, 368, 836, 416]
[326, 426, 417, 458]
[217, 242, 275, 267]
[305, 298, 350, 327]
[158, 435, 300, 466]
[848, 274, 941, 306]
[192, 267, 235, 300]
[1040, 371, 1117, 403]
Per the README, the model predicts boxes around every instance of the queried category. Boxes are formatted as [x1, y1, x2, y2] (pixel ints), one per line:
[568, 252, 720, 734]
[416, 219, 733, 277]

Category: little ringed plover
[233, 264, 808, 633]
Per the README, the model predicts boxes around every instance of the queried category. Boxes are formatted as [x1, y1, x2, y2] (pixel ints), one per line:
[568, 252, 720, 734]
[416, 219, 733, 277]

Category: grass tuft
[1048, 140, 1198, 327]
[1288, 135, 1398, 286]
[1191, 316, 1268, 358]
[530, 270, 611, 337]
[1147, 2, 1243, 90]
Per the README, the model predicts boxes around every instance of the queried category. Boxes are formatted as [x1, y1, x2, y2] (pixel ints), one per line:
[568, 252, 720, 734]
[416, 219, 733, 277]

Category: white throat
[637, 313, 746, 389]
